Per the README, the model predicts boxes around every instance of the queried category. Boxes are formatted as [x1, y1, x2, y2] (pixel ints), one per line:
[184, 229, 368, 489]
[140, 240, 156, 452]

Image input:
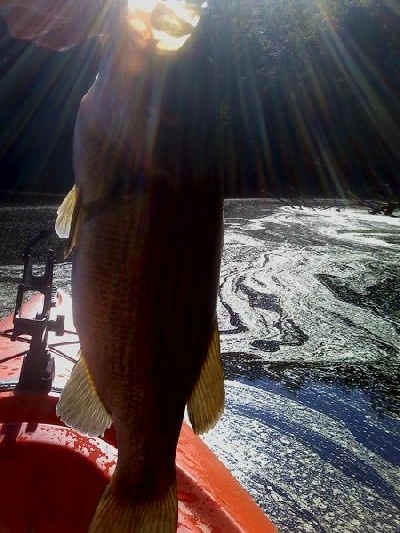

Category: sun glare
[128, 0, 159, 12]
[127, 0, 202, 51]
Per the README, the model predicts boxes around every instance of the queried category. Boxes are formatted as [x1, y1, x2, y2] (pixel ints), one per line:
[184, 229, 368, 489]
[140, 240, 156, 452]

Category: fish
[0, 1, 224, 531]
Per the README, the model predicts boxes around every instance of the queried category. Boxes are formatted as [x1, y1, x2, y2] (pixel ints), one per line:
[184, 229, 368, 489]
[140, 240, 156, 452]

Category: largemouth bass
[1, 1, 224, 531]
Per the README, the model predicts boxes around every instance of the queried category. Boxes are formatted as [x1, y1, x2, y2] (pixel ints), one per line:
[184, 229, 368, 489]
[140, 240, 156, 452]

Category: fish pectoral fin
[56, 353, 112, 437]
[187, 321, 225, 435]
[89, 478, 177, 533]
[55, 185, 78, 238]
[55, 184, 82, 257]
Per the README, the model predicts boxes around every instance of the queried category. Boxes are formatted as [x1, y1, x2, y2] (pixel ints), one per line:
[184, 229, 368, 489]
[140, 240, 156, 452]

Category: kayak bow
[0, 290, 277, 532]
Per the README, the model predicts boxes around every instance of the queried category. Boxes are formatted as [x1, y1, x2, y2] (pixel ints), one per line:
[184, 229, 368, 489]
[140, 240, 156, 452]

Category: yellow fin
[187, 322, 225, 434]
[89, 478, 177, 533]
[55, 185, 78, 238]
[56, 353, 112, 437]
[55, 184, 82, 257]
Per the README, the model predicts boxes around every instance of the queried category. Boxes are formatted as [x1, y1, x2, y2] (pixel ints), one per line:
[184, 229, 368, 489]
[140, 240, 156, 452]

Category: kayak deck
[0, 290, 277, 532]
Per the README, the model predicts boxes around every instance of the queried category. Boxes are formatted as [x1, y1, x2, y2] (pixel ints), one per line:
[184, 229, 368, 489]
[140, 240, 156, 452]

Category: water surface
[0, 200, 399, 533]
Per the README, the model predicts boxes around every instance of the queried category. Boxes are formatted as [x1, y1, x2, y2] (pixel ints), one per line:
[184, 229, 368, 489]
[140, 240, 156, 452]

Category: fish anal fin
[55, 185, 82, 257]
[56, 353, 112, 437]
[187, 322, 225, 435]
[89, 478, 177, 533]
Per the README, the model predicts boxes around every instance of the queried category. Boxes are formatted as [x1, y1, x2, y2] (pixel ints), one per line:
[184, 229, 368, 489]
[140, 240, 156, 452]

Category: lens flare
[127, 0, 203, 51]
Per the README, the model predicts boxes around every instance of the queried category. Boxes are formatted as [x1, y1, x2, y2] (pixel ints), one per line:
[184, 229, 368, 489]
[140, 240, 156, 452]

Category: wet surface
[0, 200, 399, 532]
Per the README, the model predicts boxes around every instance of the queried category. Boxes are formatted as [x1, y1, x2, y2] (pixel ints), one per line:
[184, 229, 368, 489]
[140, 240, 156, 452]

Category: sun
[126, 0, 203, 51]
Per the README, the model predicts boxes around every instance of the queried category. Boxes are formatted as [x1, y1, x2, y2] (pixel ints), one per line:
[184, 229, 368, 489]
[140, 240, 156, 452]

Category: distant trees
[0, 1, 398, 197]
[348, 184, 400, 216]
[206, 0, 400, 197]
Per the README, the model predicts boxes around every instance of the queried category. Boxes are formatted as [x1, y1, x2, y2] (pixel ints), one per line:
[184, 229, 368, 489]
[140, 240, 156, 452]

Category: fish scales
[74, 181, 223, 411]
[0, 0, 225, 530]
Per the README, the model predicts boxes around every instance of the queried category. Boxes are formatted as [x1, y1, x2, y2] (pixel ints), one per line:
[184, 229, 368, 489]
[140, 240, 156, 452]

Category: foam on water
[203, 380, 400, 533]
[267, 206, 400, 248]
[215, 201, 400, 531]
[219, 204, 399, 365]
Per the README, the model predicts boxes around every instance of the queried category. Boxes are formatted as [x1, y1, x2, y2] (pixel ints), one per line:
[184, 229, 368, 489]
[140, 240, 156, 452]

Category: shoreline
[1, 192, 397, 217]
[0, 191, 64, 205]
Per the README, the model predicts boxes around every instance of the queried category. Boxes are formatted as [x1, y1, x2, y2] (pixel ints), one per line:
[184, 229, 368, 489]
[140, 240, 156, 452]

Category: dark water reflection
[225, 353, 400, 462]
[223, 354, 400, 419]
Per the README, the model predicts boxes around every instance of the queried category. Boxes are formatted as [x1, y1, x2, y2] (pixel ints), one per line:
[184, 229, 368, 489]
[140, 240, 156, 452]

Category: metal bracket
[12, 232, 65, 392]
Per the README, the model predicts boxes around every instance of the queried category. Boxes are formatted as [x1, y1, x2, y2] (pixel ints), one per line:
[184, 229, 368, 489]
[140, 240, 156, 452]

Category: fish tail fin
[187, 322, 225, 434]
[56, 353, 112, 437]
[89, 478, 177, 533]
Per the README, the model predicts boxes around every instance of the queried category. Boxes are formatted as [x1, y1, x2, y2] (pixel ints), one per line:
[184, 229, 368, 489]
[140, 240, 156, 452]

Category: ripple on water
[203, 381, 400, 533]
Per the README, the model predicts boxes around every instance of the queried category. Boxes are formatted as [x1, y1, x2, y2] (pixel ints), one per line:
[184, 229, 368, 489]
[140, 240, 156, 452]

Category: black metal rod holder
[12, 246, 64, 392]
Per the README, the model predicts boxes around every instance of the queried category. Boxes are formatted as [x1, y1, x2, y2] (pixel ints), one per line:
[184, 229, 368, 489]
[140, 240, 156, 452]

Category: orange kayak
[0, 290, 277, 532]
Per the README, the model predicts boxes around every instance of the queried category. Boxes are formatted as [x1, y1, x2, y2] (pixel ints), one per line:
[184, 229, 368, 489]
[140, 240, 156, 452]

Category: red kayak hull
[0, 290, 277, 532]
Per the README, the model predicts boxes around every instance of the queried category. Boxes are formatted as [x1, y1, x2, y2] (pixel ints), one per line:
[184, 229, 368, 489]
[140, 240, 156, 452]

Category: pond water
[0, 199, 399, 533]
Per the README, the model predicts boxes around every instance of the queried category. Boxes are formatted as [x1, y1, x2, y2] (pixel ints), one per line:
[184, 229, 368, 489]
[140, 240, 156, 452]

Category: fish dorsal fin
[187, 322, 225, 435]
[55, 185, 82, 257]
